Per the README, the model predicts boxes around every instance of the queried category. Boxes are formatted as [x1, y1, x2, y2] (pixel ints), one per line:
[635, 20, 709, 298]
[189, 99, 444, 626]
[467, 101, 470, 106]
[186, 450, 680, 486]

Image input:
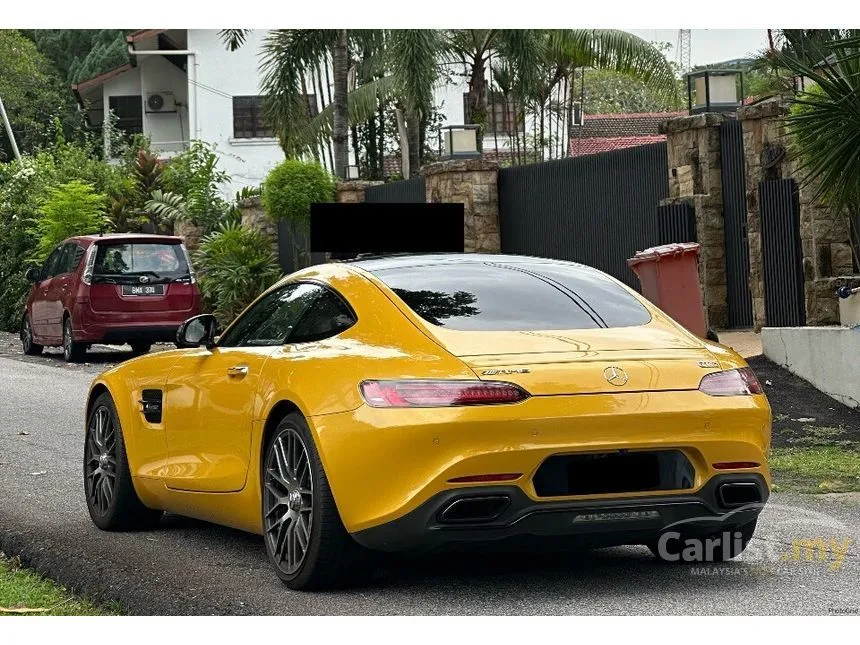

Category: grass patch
[0, 553, 118, 616]
[770, 446, 860, 493]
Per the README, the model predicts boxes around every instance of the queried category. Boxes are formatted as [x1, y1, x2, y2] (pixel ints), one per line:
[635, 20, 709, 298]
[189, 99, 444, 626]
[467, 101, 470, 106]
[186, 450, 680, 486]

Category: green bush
[262, 159, 335, 229]
[32, 180, 111, 260]
[194, 221, 282, 325]
[146, 141, 235, 235]
[262, 159, 334, 270]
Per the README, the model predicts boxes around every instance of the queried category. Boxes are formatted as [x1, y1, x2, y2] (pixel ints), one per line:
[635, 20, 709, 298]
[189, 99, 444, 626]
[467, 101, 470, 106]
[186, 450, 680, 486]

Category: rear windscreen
[371, 261, 651, 331]
[93, 243, 189, 278]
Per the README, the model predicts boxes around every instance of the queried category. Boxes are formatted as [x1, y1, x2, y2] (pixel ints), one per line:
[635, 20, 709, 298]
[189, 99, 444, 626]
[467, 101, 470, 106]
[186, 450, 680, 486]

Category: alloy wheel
[21, 318, 32, 353]
[263, 428, 314, 576]
[85, 405, 117, 516]
[63, 320, 72, 360]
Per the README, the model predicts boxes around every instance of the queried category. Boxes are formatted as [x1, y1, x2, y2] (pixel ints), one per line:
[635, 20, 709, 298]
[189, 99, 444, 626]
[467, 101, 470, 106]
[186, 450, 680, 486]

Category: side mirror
[176, 314, 220, 349]
[25, 267, 40, 282]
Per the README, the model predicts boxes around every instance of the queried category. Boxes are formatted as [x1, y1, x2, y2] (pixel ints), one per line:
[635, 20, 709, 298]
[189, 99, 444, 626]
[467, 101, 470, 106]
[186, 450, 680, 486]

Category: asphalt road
[2, 352, 860, 615]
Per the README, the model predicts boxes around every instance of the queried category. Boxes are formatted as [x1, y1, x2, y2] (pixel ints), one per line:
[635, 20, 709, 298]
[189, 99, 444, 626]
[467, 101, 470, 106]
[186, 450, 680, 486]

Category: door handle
[227, 365, 249, 377]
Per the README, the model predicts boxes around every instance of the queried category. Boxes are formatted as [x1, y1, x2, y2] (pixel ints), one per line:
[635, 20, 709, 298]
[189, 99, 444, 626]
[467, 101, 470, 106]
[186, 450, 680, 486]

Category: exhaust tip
[437, 495, 510, 524]
[717, 482, 762, 508]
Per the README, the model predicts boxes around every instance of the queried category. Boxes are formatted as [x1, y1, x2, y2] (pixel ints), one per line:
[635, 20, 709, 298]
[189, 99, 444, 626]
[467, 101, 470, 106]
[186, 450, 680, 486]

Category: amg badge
[698, 361, 720, 368]
[481, 368, 530, 375]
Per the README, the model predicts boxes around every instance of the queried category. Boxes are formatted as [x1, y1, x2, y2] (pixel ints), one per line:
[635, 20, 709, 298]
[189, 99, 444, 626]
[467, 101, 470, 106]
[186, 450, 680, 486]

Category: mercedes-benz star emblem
[139, 275, 151, 284]
[603, 366, 629, 386]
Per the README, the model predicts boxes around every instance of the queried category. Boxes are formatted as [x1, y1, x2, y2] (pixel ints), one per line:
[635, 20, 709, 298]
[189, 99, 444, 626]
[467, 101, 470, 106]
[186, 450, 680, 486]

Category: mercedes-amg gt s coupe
[84, 254, 771, 590]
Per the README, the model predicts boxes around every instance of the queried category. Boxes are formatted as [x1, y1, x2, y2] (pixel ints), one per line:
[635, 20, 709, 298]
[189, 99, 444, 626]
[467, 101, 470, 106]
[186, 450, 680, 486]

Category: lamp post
[439, 125, 482, 161]
[346, 164, 360, 180]
[686, 69, 744, 115]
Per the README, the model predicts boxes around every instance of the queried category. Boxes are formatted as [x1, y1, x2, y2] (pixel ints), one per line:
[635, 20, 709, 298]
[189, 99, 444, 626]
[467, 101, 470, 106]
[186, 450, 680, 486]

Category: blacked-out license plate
[122, 284, 164, 296]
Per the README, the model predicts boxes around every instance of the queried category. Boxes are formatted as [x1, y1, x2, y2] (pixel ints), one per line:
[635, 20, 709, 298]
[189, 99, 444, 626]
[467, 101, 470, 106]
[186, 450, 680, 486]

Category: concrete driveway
[1, 353, 859, 615]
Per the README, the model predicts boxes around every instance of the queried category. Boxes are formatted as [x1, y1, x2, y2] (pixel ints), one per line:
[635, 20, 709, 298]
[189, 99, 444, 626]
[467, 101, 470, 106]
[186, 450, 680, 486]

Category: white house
[73, 29, 287, 196]
[72, 29, 571, 193]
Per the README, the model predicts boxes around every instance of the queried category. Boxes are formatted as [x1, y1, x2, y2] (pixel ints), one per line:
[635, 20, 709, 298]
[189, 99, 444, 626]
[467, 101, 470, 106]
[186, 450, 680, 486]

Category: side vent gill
[139, 389, 163, 423]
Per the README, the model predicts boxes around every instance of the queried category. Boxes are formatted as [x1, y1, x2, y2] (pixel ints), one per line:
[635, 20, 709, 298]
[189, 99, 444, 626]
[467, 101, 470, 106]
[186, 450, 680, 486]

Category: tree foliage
[28, 29, 130, 84]
[32, 180, 111, 260]
[781, 33, 860, 266]
[0, 30, 77, 162]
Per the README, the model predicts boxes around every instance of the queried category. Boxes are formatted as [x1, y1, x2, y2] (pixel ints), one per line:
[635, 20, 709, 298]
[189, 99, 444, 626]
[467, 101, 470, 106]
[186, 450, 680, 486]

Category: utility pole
[0, 93, 21, 162]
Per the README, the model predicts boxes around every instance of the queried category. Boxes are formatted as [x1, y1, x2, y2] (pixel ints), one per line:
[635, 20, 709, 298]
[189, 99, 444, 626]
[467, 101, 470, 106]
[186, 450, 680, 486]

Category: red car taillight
[360, 379, 529, 408]
[698, 367, 763, 396]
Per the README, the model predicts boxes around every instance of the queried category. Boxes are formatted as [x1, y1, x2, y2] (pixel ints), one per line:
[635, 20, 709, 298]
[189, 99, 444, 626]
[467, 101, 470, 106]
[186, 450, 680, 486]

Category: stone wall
[238, 196, 279, 261]
[659, 113, 731, 330]
[739, 99, 855, 327]
[173, 220, 205, 253]
[422, 159, 501, 253]
[334, 180, 383, 203]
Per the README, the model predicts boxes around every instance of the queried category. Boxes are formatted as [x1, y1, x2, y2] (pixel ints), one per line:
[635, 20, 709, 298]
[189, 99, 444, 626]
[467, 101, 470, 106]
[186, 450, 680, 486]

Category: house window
[463, 92, 522, 135]
[108, 95, 143, 135]
[232, 96, 275, 139]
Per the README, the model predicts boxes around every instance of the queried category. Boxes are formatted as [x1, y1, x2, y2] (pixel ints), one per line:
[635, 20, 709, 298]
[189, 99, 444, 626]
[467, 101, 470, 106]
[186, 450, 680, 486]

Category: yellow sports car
[84, 254, 771, 589]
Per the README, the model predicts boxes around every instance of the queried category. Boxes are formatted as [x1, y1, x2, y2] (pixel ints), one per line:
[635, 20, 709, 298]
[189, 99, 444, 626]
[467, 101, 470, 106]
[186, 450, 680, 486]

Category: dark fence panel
[498, 143, 669, 289]
[365, 176, 426, 203]
[760, 179, 805, 327]
[720, 120, 754, 328]
[656, 202, 697, 245]
[277, 220, 326, 274]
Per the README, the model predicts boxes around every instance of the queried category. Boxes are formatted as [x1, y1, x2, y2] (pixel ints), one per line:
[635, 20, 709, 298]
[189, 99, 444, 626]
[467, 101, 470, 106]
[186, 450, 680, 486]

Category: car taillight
[81, 245, 97, 285]
[179, 244, 197, 284]
[698, 367, 763, 396]
[359, 379, 529, 408]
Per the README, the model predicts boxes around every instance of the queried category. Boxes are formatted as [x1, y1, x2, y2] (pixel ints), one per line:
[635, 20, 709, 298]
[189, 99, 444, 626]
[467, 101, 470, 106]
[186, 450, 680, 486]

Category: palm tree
[444, 29, 678, 159]
[219, 29, 442, 178]
[781, 33, 860, 270]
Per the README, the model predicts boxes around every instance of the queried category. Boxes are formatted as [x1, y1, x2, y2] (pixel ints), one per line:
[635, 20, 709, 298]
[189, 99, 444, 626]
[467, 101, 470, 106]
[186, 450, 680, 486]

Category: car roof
[350, 253, 590, 272]
[71, 233, 184, 244]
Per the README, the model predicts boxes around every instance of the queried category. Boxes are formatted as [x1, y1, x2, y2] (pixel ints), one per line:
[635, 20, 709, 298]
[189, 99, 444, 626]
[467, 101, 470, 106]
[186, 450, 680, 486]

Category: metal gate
[498, 143, 669, 289]
[720, 120, 754, 328]
[760, 179, 805, 326]
[365, 177, 426, 203]
[656, 202, 697, 245]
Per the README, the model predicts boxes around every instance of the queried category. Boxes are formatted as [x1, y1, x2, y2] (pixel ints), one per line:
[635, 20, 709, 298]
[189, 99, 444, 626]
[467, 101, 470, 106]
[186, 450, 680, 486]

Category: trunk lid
[429, 325, 719, 395]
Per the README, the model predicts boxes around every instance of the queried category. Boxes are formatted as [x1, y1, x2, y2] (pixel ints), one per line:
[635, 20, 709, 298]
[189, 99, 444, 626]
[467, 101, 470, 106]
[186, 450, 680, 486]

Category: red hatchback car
[21, 234, 201, 362]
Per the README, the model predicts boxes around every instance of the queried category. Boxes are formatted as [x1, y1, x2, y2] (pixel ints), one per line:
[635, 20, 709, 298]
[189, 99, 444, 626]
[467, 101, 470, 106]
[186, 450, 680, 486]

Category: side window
[218, 283, 322, 348]
[289, 288, 356, 343]
[55, 244, 76, 275]
[68, 244, 86, 272]
[40, 247, 62, 280]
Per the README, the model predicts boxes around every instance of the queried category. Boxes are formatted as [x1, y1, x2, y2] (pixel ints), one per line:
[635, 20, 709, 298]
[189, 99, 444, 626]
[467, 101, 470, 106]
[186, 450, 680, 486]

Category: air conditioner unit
[571, 101, 584, 127]
[145, 92, 176, 113]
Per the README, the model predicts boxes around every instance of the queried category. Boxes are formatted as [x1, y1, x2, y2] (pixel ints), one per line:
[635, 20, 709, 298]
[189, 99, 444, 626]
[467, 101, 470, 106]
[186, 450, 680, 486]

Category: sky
[629, 29, 771, 66]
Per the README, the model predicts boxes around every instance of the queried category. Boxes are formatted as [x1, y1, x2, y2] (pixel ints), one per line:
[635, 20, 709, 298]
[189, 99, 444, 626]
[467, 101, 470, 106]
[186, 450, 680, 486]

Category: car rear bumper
[351, 473, 769, 552]
[72, 302, 199, 344]
[310, 390, 772, 534]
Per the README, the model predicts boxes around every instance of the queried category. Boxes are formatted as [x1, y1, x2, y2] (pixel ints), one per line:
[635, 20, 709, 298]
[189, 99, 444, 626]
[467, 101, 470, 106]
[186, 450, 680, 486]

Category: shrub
[194, 221, 282, 325]
[262, 159, 334, 270]
[262, 159, 335, 229]
[32, 180, 111, 260]
[159, 141, 233, 233]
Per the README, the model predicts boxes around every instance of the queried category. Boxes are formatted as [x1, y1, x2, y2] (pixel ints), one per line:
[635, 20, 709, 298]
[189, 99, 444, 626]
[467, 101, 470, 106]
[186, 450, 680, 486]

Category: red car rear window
[93, 243, 190, 278]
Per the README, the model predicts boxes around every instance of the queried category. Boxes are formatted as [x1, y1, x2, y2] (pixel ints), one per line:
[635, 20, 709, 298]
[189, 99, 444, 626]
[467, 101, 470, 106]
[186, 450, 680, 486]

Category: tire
[62, 317, 86, 363]
[130, 341, 152, 355]
[84, 392, 163, 530]
[20, 315, 43, 356]
[261, 412, 369, 590]
[648, 518, 757, 563]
